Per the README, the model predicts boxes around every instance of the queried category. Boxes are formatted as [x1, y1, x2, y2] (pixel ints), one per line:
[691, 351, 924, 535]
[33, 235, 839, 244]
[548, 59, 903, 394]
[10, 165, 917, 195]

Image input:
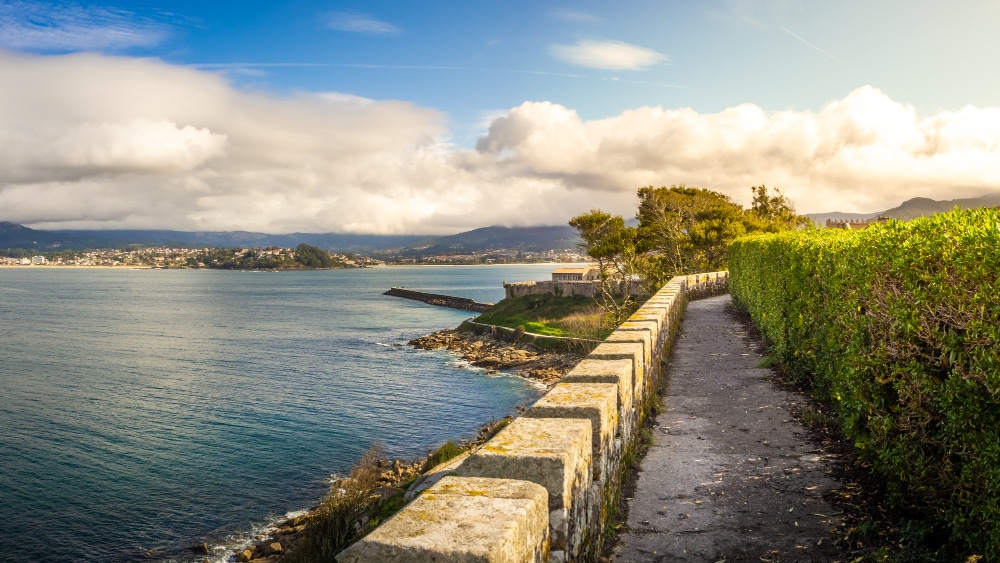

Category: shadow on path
[612, 294, 850, 562]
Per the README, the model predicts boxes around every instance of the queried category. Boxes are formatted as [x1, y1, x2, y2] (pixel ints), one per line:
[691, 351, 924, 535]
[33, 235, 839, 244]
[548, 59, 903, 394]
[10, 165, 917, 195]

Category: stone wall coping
[524, 382, 619, 480]
[561, 358, 634, 415]
[603, 330, 652, 368]
[337, 476, 549, 563]
[455, 417, 592, 511]
[587, 341, 645, 397]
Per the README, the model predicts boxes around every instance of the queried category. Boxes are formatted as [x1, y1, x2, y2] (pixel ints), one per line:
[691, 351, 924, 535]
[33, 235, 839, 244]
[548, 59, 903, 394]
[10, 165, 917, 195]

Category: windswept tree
[636, 185, 751, 288]
[748, 184, 813, 231]
[568, 210, 642, 326]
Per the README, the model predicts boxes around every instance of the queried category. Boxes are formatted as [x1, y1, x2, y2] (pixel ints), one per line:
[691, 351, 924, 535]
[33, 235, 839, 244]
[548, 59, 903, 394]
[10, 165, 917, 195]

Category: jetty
[383, 287, 493, 312]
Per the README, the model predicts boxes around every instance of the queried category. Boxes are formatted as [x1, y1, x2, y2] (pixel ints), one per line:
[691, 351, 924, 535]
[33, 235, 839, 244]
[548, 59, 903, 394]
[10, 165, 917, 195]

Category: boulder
[190, 543, 209, 554]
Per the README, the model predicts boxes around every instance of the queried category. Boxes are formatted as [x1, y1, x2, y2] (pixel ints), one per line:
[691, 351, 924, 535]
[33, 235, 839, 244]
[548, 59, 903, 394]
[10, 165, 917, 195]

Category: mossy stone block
[337, 476, 549, 563]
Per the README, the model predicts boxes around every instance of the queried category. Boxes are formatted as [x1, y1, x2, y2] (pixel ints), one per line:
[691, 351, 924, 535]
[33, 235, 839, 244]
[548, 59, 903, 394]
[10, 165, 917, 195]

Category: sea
[0, 264, 560, 562]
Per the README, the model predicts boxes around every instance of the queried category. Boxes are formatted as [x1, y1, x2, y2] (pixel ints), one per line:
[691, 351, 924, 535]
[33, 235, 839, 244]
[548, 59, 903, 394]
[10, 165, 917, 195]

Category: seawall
[340, 271, 729, 562]
[384, 287, 494, 312]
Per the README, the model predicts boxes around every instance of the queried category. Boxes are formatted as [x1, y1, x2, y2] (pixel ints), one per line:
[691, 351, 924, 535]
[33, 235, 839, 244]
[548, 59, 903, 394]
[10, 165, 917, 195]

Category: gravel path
[612, 295, 850, 562]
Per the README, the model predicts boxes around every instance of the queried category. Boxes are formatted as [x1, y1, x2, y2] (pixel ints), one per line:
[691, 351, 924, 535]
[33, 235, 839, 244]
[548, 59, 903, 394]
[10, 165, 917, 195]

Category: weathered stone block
[561, 358, 634, 432]
[524, 383, 618, 480]
[588, 342, 645, 403]
[336, 476, 549, 563]
[605, 328, 652, 369]
[619, 318, 659, 339]
[455, 417, 592, 555]
[456, 417, 591, 511]
[629, 308, 666, 327]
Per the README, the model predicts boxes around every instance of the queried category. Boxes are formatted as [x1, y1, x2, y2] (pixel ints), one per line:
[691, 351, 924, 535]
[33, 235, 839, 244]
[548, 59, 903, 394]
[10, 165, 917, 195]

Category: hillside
[0, 222, 581, 256]
[806, 193, 1000, 224]
[396, 225, 580, 256]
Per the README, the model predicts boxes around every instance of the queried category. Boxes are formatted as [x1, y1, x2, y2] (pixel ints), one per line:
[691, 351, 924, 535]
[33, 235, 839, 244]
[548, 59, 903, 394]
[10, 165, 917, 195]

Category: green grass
[423, 440, 467, 471]
[474, 294, 612, 339]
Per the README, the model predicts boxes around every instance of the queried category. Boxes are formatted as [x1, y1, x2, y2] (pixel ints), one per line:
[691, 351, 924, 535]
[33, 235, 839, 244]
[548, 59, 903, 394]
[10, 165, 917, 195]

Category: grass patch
[475, 294, 622, 339]
[423, 440, 467, 471]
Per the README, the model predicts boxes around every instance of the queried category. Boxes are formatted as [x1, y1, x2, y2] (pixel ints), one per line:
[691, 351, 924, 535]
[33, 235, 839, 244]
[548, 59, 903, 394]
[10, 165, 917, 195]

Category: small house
[551, 265, 600, 281]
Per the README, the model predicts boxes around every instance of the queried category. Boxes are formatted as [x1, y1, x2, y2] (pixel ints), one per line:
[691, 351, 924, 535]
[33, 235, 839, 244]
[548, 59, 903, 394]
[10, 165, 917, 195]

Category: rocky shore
[408, 328, 586, 387]
[220, 417, 517, 563]
[220, 457, 425, 563]
[207, 328, 584, 562]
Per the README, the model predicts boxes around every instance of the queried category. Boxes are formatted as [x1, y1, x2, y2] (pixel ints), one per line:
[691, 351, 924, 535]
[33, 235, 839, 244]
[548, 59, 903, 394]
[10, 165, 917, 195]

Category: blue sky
[1, 0, 999, 234]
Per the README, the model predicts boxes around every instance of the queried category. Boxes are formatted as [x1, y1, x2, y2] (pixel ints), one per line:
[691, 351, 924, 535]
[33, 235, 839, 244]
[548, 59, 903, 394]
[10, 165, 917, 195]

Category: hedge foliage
[729, 207, 1000, 557]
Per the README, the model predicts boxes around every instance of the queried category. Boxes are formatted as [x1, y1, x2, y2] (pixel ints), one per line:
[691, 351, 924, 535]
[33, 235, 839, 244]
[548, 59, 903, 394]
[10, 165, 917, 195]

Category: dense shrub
[729, 208, 1000, 558]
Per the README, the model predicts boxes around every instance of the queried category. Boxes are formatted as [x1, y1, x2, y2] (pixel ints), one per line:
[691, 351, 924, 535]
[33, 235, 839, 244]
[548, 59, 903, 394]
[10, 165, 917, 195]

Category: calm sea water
[0, 265, 559, 562]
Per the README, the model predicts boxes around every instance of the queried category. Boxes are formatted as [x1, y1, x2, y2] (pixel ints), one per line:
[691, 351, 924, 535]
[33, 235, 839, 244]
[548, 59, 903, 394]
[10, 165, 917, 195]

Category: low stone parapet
[524, 383, 618, 482]
[337, 476, 550, 562]
[338, 272, 725, 562]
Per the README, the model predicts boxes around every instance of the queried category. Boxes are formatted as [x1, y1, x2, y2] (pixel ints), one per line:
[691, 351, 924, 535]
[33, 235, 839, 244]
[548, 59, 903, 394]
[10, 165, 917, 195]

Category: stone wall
[504, 280, 601, 299]
[338, 271, 729, 563]
[503, 280, 645, 299]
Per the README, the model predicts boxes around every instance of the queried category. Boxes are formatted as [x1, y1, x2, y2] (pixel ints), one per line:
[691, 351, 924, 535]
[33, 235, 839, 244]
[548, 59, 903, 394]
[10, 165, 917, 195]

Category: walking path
[612, 295, 850, 562]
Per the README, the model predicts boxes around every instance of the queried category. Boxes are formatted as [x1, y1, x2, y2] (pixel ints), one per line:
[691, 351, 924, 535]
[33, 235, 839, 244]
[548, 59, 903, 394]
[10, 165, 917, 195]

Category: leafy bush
[729, 207, 1000, 558]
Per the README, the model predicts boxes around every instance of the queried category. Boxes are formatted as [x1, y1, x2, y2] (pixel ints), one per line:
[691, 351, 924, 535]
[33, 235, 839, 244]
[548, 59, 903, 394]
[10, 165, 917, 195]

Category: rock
[190, 543, 209, 554]
[263, 541, 282, 555]
[476, 356, 502, 367]
[236, 548, 254, 562]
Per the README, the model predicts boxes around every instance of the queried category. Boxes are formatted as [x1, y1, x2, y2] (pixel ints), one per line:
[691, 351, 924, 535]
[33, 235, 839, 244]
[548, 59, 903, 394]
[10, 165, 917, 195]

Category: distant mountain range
[805, 193, 1000, 224]
[4, 193, 999, 254]
[0, 222, 582, 254]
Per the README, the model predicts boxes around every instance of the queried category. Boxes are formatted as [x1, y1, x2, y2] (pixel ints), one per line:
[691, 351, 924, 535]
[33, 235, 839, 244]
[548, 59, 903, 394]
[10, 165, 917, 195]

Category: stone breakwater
[384, 287, 494, 312]
[337, 271, 729, 563]
[409, 329, 585, 387]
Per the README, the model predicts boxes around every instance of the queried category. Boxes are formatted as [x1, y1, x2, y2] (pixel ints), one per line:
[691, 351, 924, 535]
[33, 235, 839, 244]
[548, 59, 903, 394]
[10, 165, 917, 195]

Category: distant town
[0, 245, 587, 268]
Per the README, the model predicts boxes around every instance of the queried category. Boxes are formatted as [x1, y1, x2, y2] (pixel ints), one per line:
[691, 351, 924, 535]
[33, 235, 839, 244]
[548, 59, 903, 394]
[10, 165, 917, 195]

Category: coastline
[207, 325, 584, 562]
[409, 327, 586, 388]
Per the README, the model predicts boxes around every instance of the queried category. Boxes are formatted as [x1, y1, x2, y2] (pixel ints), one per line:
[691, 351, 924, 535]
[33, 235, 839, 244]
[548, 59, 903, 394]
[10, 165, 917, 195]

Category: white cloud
[0, 1, 168, 51]
[326, 12, 399, 35]
[2, 50, 999, 234]
[468, 87, 1000, 215]
[549, 40, 667, 70]
[53, 119, 227, 171]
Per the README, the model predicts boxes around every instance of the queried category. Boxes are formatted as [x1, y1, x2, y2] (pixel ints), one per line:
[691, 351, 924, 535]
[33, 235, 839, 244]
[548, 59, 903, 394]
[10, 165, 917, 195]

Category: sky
[1, 0, 999, 235]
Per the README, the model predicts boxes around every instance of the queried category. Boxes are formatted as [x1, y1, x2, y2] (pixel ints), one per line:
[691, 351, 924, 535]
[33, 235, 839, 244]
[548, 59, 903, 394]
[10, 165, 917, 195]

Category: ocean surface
[0, 264, 560, 562]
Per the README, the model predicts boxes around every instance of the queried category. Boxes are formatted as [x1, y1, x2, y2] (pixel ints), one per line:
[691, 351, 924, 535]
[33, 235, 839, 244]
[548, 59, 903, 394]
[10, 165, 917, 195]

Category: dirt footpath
[612, 295, 850, 562]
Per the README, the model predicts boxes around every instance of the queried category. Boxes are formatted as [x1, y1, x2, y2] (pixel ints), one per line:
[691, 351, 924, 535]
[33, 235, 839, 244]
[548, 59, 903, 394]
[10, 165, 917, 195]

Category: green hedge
[729, 208, 1000, 557]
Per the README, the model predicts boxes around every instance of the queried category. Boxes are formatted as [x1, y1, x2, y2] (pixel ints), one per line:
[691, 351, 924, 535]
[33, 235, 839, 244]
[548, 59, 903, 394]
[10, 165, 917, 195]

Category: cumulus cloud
[326, 12, 399, 35]
[549, 39, 667, 70]
[468, 87, 1000, 214]
[0, 1, 168, 51]
[2, 49, 999, 234]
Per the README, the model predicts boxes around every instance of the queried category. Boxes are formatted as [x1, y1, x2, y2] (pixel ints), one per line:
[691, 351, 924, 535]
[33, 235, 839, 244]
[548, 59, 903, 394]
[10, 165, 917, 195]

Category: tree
[568, 210, 641, 326]
[636, 185, 750, 287]
[748, 185, 812, 231]
[294, 243, 338, 268]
